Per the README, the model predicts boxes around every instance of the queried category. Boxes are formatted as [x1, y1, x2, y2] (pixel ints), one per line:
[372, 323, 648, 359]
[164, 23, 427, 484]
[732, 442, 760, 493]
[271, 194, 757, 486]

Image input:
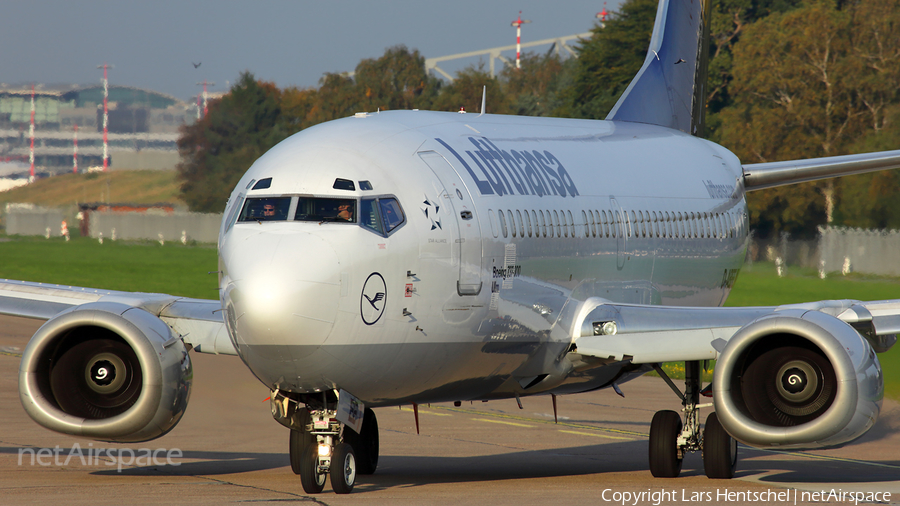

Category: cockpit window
[294, 197, 356, 222]
[360, 197, 405, 236]
[380, 198, 404, 232]
[238, 197, 291, 222]
[359, 199, 382, 233]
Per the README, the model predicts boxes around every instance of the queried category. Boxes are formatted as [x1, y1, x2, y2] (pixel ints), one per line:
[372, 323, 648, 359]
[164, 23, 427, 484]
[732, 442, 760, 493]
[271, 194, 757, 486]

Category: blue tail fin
[606, 0, 712, 136]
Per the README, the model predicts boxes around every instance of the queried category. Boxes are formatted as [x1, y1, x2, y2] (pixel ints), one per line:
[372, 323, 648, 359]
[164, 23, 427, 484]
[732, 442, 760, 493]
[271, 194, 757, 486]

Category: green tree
[301, 73, 358, 128]
[835, 105, 900, 229]
[431, 65, 513, 114]
[353, 46, 440, 112]
[564, 0, 658, 119]
[500, 52, 574, 117]
[718, 1, 857, 238]
[177, 72, 289, 212]
[718, 0, 900, 237]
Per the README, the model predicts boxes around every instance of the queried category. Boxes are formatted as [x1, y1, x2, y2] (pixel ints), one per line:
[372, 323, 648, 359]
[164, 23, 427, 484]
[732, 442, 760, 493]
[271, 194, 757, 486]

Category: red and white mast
[29, 84, 35, 183]
[196, 80, 215, 117]
[510, 11, 531, 70]
[98, 63, 113, 172]
[596, 3, 609, 28]
[73, 124, 78, 174]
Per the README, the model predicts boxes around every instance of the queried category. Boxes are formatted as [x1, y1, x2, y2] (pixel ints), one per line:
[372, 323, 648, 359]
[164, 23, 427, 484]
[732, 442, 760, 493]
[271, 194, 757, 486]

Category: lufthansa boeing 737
[4, 0, 900, 495]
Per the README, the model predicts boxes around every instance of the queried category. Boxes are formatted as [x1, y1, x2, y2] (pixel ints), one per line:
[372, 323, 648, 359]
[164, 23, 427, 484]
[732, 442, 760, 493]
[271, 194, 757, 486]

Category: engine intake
[19, 302, 192, 443]
[714, 309, 882, 449]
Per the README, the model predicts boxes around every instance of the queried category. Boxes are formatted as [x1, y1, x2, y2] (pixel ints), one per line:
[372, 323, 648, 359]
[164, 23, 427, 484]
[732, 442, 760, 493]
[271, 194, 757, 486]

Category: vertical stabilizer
[606, 0, 712, 136]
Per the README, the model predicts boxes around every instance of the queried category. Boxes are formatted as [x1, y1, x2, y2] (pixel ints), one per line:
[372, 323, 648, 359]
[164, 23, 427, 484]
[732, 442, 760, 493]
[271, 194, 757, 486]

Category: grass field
[0, 235, 217, 300]
[0, 235, 898, 398]
[0, 170, 184, 208]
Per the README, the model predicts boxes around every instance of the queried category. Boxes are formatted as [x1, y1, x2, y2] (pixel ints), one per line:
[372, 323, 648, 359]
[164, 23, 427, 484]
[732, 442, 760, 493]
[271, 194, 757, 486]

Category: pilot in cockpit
[337, 204, 353, 221]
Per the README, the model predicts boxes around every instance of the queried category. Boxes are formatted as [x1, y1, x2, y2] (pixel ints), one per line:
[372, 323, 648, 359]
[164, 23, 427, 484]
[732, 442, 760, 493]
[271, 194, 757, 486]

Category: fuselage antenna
[478, 85, 486, 117]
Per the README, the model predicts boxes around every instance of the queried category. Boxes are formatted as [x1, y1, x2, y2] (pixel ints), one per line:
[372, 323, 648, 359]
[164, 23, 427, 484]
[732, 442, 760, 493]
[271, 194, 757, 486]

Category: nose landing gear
[280, 407, 378, 494]
[294, 409, 357, 494]
[278, 394, 379, 495]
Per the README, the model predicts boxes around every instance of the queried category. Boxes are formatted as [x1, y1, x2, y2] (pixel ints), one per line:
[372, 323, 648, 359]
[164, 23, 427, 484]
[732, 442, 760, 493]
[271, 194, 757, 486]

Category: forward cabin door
[418, 151, 483, 296]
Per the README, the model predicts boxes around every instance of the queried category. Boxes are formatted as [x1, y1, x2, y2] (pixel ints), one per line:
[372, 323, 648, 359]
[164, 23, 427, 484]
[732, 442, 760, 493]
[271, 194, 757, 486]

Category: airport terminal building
[0, 83, 200, 176]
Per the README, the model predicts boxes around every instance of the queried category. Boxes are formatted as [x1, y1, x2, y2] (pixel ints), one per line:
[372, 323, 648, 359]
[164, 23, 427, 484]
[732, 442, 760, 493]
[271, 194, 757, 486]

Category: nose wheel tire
[289, 408, 314, 475]
[703, 412, 737, 479]
[331, 443, 357, 494]
[299, 444, 326, 494]
[649, 410, 683, 478]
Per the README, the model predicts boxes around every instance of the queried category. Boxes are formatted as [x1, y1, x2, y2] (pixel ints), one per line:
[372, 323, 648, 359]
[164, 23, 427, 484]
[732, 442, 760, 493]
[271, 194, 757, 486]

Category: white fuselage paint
[217, 111, 748, 406]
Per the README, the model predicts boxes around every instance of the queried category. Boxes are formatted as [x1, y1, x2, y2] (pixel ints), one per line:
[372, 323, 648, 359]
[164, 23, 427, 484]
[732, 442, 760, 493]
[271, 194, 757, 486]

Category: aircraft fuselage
[218, 111, 749, 406]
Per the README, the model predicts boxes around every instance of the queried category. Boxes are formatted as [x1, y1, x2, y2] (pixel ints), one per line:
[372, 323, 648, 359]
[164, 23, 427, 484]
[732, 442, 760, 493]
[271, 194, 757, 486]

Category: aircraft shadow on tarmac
[3, 439, 884, 489]
[735, 450, 900, 484]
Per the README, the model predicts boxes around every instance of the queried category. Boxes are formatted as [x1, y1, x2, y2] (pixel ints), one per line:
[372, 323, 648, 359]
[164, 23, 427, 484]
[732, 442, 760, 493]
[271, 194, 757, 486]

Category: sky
[3, 0, 624, 102]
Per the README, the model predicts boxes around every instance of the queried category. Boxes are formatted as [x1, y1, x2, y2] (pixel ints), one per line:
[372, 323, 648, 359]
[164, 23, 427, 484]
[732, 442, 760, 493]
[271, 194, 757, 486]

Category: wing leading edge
[573, 299, 899, 364]
[0, 279, 235, 355]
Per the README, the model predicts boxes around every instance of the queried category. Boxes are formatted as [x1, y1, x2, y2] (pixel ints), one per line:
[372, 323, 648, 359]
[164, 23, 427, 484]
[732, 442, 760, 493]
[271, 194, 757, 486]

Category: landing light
[592, 321, 618, 336]
[317, 444, 332, 457]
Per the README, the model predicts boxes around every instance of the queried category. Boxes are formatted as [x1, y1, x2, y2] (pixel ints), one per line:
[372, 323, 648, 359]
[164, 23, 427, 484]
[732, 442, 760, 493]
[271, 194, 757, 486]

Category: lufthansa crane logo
[360, 272, 387, 325]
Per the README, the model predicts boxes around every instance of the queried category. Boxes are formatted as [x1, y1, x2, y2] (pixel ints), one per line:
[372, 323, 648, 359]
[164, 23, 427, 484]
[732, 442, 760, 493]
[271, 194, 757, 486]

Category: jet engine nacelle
[18, 302, 192, 443]
[714, 309, 883, 449]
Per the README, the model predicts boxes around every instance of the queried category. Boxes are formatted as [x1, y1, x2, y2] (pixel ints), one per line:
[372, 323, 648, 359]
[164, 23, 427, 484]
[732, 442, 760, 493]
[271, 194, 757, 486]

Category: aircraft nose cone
[223, 232, 340, 351]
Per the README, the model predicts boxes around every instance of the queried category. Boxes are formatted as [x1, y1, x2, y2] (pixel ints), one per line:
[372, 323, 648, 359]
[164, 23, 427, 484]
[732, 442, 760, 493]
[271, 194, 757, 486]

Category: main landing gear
[289, 405, 379, 494]
[649, 361, 737, 479]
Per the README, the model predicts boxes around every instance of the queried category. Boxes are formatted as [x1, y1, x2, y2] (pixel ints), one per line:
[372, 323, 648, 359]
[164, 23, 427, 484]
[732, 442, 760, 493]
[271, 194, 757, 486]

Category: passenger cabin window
[239, 197, 291, 222]
[499, 210, 508, 238]
[295, 197, 356, 223]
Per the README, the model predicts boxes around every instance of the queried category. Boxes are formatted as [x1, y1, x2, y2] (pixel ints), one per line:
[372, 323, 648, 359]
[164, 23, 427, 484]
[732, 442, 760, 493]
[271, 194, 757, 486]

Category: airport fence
[3, 204, 67, 238]
[87, 210, 222, 244]
[747, 226, 900, 277]
[818, 226, 900, 277]
[3, 204, 222, 244]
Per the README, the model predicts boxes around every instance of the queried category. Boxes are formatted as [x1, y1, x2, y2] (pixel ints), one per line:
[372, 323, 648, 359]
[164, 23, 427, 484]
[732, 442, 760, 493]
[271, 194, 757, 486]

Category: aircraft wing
[572, 299, 900, 364]
[742, 149, 900, 191]
[0, 279, 235, 355]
